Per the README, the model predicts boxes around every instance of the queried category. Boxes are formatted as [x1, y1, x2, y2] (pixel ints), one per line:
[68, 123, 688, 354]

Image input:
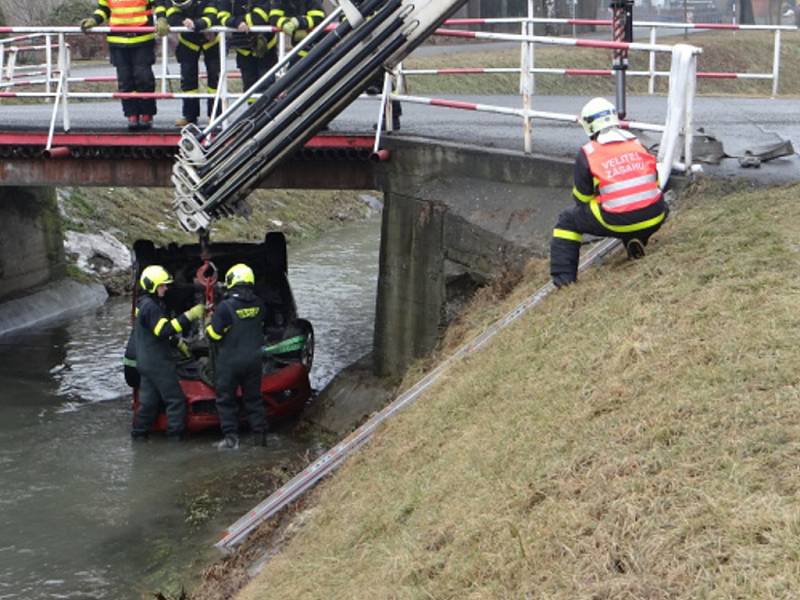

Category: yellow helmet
[139, 265, 173, 294]
[579, 97, 619, 138]
[225, 263, 255, 289]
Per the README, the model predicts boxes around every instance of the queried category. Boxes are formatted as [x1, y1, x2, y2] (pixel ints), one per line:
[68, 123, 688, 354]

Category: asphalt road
[2, 91, 797, 184]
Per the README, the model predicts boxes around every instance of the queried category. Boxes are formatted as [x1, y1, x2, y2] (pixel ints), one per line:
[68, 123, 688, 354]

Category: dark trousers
[176, 42, 221, 122]
[215, 360, 266, 435]
[109, 42, 156, 117]
[236, 48, 277, 101]
[133, 368, 186, 437]
[550, 199, 668, 285]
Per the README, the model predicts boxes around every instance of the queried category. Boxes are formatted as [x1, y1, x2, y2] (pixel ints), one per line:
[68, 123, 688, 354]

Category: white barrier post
[648, 26, 656, 95]
[771, 29, 781, 98]
[0, 42, 5, 86]
[45, 34, 52, 95]
[160, 35, 169, 94]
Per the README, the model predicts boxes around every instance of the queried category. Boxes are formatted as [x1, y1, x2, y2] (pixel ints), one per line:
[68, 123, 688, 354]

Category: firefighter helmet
[579, 97, 619, 138]
[140, 265, 173, 294]
[171, 0, 193, 8]
[225, 263, 255, 289]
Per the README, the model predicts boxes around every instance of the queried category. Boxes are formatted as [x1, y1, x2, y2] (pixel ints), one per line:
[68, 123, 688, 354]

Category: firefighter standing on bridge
[549, 97, 669, 288]
[206, 263, 269, 450]
[272, 0, 325, 63]
[216, 0, 277, 103]
[131, 265, 205, 440]
[155, 0, 222, 127]
[80, 0, 160, 131]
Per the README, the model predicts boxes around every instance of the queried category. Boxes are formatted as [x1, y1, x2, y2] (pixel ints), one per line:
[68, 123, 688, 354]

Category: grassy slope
[233, 179, 800, 599]
[61, 187, 374, 248]
[404, 31, 800, 97]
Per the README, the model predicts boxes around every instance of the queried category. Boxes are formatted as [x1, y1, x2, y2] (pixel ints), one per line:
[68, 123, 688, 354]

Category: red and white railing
[413, 16, 797, 97]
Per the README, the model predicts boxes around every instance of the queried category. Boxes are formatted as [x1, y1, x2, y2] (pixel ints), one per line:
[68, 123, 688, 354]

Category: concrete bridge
[0, 95, 797, 374]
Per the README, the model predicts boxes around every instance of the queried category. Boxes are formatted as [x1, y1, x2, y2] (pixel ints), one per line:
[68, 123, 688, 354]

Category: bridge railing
[427, 17, 797, 98]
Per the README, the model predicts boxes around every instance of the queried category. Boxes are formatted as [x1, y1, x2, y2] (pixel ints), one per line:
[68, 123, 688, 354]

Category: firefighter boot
[127, 115, 140, 131]
[625, 238, 646, 260]
[215, 434, 240, 450]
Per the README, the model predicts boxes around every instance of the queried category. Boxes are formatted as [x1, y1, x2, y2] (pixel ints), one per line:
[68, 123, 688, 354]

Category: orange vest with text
[582, 138, 661, 214]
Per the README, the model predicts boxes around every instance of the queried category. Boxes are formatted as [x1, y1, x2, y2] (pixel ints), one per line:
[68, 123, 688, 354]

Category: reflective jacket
[206, 285, 266, 369]
[217, 0, 275, 54]
[270, 0, 325, 33]
[166, 0, 221, 51]
[582, 138, 661, 214]
[133, 294, 191, 374]
[90, 0, 157, 47]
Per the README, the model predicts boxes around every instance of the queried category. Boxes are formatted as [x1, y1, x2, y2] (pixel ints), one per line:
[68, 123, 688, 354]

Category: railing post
[62, 40, 71, 132]
[521, 16, 533, 154]
[160, 35, 169, 94]
[685, 53, 696, 173]
[45, 34, 53, 96]
[0, 43, 5, 86]
[771, 29, 781, 98]
[396, 61, 406, 95]
[648, 26, 656, 95]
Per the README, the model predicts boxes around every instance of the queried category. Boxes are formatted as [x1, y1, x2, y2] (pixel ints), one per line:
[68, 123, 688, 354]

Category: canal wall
[0, 186, 65, 301]
[373, 137, 574, 377]
[0, 186, 108, 337]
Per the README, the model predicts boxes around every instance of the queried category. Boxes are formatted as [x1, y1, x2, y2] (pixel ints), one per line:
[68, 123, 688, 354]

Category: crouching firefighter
[550, 97, 669, 288]
[132, 265, 205, 440]
[206, 263, 268, 449]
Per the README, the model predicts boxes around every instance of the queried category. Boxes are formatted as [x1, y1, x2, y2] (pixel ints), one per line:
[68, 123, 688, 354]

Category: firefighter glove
[281, 17, 300, 36]
[177, 339, 192, 359]
[293, 29, 309, 43]
[184, 303, 205, 321]
[80, 17, 96, 32]
[156, 17, 170, 38]
[253, 35, 269, 58]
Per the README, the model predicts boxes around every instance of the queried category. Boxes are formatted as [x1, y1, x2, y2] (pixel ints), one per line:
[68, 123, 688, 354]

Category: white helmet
[579, 97, 619, 138]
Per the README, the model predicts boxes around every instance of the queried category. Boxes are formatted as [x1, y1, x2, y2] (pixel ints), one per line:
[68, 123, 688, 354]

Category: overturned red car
[125, 232, 314, 433]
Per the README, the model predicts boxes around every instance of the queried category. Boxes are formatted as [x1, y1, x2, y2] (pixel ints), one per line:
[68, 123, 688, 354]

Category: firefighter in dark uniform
[81, 0, 159, 131]
[271, 0, 325, 60]
[217, 0, 276, 102]
[549, 97, 669, 288]
[157, 0, 222, 127]
[206, 263, 268, 449]
[132, 265, 205, 440]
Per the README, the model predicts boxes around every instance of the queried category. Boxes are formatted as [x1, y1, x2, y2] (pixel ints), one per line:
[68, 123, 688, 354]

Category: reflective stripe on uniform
[206, 324, 223, 340]
[122, 357, 137, 367]
[153, 317, 169, 336]
[601, 188, 662, 211]
[553, 228, 583, 242]
[589, 200, 666, 233]
[108, 33, 156, 44]
[572, 185, 594, 203]
[170, 318, 183, 333]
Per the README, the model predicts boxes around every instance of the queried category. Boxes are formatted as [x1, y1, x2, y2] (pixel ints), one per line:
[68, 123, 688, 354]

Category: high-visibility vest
[106, 0, 155, 45]
[583, 138, 661, 214]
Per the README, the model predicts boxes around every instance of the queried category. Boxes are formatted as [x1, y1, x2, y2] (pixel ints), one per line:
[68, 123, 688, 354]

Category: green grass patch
[229, 179, 800, 599]
[60, 186, 374, 248]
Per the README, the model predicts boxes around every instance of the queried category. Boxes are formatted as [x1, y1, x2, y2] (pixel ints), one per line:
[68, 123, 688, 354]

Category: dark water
[0, 218, 380, 599]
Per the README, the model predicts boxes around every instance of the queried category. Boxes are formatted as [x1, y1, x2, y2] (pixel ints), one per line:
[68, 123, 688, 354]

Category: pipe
[43, 145, 70, 158]
[370, 148, 390, 162]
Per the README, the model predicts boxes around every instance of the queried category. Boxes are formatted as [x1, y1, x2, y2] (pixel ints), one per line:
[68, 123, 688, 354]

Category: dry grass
[228, 178, 800, 599]
[404, 31, 800, 97]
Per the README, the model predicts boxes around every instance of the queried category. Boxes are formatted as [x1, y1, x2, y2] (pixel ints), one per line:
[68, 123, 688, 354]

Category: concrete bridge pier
[373, 138, 574, 376]
[0, 186, 65, 301]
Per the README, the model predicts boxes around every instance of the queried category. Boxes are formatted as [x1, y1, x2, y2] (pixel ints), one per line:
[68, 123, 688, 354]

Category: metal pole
[45, 34, 52, 95]
[648, 26, 656, 95]
[161, 36, 169, 94]
[610, 0, 632, 119]
[771, 29, 780, 98]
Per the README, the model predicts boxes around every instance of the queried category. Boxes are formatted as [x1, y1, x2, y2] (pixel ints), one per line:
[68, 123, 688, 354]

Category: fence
[0, 16, 699, 182]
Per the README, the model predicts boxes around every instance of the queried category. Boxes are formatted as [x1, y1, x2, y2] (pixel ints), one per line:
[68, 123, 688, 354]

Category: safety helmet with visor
[140, 265, 173, 294]
[225, 263, 255, 289]
[579, 97, 619, 138]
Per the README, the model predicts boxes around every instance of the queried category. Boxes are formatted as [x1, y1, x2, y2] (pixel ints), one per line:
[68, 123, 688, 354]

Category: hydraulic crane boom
[172, 0, 468, 232]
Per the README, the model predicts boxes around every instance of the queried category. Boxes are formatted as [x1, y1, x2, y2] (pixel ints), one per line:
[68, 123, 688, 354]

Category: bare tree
[0, 0, 65, 26]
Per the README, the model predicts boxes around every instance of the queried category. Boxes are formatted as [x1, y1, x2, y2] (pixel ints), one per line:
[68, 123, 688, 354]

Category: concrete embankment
[0, 279, 108, 338]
